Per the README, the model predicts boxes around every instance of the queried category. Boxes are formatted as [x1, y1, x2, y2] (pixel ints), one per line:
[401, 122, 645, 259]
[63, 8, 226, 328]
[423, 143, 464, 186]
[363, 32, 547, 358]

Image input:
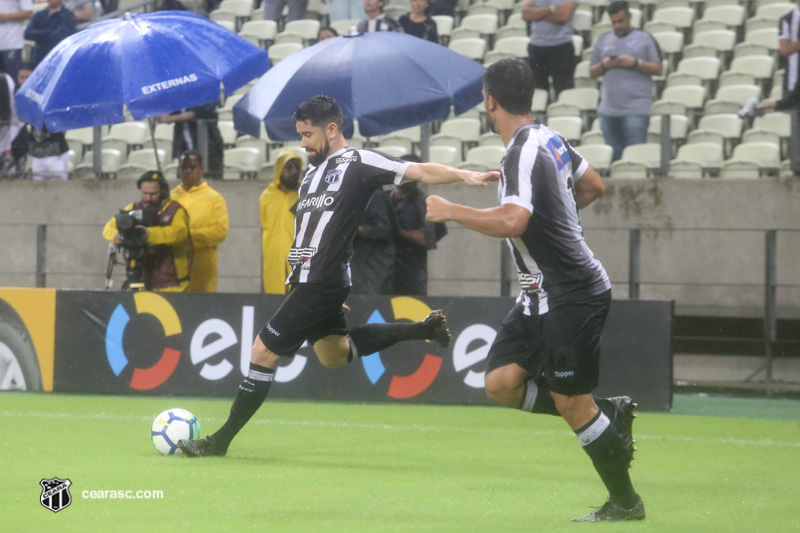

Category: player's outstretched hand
[461, 170, 500, 187]
[426, 195, 452, 223]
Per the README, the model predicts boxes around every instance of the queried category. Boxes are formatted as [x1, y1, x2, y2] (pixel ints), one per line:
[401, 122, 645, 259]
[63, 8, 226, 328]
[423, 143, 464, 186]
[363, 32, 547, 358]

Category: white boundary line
[3, 410, 799, 448]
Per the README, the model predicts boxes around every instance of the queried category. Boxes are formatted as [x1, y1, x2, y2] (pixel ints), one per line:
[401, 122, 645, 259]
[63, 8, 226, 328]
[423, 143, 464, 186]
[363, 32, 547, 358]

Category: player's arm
[425, 196, 530, 238]
[574, 166, 605, 209]
[403, 162, 499, 186]
[779, 38, 800, 57]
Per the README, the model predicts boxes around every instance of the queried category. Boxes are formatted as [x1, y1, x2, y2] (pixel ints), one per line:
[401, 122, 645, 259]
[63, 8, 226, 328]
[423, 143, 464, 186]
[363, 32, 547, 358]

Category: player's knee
[484, 371, 521, 408]
[317, 353, 347, 369]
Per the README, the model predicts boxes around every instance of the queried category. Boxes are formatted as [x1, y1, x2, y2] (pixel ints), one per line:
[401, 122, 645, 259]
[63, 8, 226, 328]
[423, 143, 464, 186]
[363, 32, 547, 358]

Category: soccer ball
[151, 408, 201, 455]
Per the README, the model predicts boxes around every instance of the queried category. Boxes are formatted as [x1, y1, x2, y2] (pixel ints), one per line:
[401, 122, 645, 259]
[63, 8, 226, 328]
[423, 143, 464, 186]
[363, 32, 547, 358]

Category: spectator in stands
[357, 0, 402, 33]
[350, 187, 397, 295]
[522, 0, 577, 99]
[263, 0, 306, 24]
[63, 0, 91, 22]
[739, 1, 800, 119]
[589, 1, 662, 162]
[329, 0, 365, 23]
[399, 0, 438, 43]
[24, 0, 76, 66]
[260, 148, 302, 294]
[170, 150, 229, 292]
[317, 26, 338, 41]
[10, 63, 70, 180]
[0, 0, 33, 83]
[156, 102, 224, 180]
[0, 68, 21, 177]
[388, 154, 447, 296]
[428, 0, 456, 18]
[102, 171, 192, 292]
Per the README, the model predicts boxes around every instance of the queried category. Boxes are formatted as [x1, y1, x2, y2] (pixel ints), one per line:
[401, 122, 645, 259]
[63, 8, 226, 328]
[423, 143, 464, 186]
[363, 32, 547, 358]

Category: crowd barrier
[0, 288, 673, 410]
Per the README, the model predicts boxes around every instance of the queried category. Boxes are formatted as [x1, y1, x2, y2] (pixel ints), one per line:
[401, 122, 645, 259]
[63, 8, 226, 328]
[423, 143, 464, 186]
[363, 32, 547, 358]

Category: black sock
[347, 321, 432, 361]
[212, 363, 274, 446]
[519, 379, 559, 416]
[575, 410, 638, 509]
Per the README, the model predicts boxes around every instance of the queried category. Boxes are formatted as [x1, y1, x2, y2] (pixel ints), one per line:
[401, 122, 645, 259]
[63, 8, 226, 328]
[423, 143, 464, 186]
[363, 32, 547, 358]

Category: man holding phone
[589, 1, 662, 162]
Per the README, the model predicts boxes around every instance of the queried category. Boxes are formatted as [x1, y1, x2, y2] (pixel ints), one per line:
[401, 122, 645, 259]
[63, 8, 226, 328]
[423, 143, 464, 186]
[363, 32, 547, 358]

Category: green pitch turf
[2, 393, 799, 532]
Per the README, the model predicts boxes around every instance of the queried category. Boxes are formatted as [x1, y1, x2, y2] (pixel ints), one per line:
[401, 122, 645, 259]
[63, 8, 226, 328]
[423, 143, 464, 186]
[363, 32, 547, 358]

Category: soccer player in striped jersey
[426, 58, 644, 522]
[179, 95, 497, 458]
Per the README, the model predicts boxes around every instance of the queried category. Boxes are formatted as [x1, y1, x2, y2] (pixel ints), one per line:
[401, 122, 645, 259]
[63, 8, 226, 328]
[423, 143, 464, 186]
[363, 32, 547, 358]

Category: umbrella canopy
[15, 11, 269, 133]
[233, 31, 485, 140]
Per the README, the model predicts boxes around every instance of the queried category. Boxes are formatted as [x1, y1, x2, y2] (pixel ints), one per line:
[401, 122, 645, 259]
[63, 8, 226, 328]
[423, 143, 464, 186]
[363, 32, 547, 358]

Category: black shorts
[258, 283, 350, 357]
[485, 290, 611, 396]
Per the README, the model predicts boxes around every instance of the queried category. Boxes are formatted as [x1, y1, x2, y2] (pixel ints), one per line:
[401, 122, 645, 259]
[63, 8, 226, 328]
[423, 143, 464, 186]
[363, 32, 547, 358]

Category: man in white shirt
[0, 0, 34, 83]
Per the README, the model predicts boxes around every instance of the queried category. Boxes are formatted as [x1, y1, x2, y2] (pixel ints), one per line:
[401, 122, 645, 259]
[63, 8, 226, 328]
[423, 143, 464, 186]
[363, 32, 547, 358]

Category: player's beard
[307, 139, 330, 167]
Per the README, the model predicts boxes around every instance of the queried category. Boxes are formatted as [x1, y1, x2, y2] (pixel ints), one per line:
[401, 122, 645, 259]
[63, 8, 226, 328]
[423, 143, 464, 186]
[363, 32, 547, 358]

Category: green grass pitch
[3, 392, 799, 532]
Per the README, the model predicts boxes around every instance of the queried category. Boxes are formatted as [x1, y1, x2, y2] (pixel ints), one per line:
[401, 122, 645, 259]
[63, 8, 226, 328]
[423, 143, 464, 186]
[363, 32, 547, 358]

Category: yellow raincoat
[102, 200, 191, 292]
[260, 149, 301, 293]
[171, 181, 229, 292]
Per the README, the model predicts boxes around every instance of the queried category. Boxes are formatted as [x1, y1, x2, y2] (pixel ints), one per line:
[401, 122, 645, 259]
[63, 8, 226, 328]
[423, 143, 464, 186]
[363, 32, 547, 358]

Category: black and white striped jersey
[286, 147, 409, 287]
[499, 123, 610, 316]
[779, 7, 800, 94]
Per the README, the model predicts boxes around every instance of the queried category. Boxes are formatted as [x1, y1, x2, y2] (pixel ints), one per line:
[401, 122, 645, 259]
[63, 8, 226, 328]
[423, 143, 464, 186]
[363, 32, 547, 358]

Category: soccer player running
[179, 95, 497, 458]
[425, 59, 644, 522]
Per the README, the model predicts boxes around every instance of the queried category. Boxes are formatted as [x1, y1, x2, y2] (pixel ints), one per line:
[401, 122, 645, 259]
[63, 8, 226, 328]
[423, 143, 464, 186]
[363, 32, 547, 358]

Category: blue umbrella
[233, 31, 485, 140]
[15, 11, 269, 132]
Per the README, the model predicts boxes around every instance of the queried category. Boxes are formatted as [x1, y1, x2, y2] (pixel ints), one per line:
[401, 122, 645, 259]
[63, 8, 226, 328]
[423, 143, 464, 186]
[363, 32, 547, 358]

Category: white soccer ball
[151, 408, 201, 455]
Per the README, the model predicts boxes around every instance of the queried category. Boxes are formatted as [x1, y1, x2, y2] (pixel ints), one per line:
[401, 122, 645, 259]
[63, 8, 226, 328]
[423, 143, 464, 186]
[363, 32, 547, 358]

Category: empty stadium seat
[448, 38, 487, 62]
[223, 147, 261, 179]
[670, 142, 725, 177]
[267, 42, 303, 65]
[458, 145, 505, 171]
[578, 144, 613, 176]
[547, 116, 583, 144]
[428, 145, 459, 166]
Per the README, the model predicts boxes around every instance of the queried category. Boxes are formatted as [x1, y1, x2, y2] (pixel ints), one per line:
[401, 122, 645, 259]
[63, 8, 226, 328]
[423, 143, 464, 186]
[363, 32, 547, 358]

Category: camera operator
[102, 171, 192, 291]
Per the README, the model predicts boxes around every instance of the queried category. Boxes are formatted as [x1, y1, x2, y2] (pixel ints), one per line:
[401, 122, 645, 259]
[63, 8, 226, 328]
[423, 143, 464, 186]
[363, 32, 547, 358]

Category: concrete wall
[1, 178, 798, 317]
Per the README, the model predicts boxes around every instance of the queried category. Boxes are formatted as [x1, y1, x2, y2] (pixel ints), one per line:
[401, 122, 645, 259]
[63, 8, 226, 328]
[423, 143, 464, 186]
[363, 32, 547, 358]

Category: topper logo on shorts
[360, 297, 443, 399]
[105, 292, 182, 390]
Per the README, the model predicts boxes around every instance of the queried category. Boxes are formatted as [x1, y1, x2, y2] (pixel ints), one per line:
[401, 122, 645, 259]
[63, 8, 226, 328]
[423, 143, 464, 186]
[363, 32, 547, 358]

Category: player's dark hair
[293, 95, 344, 130]
[608, 1, 629, 15]
[482, 58, 535, 116]
[137, 170, 170, 200]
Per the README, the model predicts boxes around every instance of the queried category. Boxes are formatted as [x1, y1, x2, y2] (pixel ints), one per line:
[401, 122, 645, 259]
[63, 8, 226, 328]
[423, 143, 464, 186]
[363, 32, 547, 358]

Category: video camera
[107, 204, 160, 291]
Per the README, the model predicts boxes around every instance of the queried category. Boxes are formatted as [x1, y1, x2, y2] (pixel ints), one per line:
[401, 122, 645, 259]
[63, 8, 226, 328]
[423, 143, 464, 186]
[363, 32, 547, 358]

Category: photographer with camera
[102, 171, 192, 291]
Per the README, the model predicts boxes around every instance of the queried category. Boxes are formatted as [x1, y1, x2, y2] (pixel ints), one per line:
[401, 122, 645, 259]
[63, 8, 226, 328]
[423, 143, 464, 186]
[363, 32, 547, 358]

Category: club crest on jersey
[546, 137, 570, 170]
[324, 169, 342, 184]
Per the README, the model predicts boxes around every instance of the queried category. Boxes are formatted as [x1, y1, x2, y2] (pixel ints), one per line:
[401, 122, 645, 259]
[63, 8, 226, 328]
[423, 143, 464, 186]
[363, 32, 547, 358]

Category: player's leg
[327, 309, 452, 366]
[542, 291, 644, 522]
[483, 303, 560, 414]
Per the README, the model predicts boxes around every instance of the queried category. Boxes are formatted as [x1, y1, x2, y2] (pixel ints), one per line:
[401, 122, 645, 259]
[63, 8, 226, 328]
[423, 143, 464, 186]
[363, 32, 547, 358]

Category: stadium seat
[495, 25, 527, 41]
[744, 16, 779, 36]
[491, 36, 529, 58]
[590, 22, 612, 44]
[723, 141, 781, 176]
[449, 27, 482, 42]
[580, 130, 606, 145]
[223, 147, 261, 179]
[712, 84, 762, 105]
[375, 145, 411, 158]
[650, 6, 695, 32]
[284, 19, 321, 44]
[691, 19, 727, 39]
[755, 2, 794, 21]
[669, 160, 705, 178]
[458, 14, 499, 37]
[573, 60, 597, 89]
[448, 38, 487, 62]
[235, 136, 269, 163]
[572, 9, 593, 34]
[684, 29, 736, 61]
[661, 86, 707, 110]
[65, 127, 95, 160]
[652, 31, 684, 71]
[719, 160, 762, 178]
[647, 114, 689, 146]
[578, 144, 613, 176]
[505, 12, 525, 29]
[383, 4, 408, 20]
[458, 145, 505, 171]
[479, 132, 504, 147]
[670, 142, 724, 177]
[329, 18, 360, 36]
[610, 160, 649, 179]
[428, 145, 459, 166]
[728, 55, 775, 83]
[267, 42, 303, 65]
[572, 35, 584, 59]
[74, 149, 123, 179]
[274, 31, 305, 46]
[643, 21, 678, 35]
[718, 71, 757, 88]
[466, 2, 500, 18]
[217, 94, 243, 121]
[432, 15, 454, 44]
[598, 7, 642, 28]
[217, 121, 238, 148]
[741, 128, 783, 157]
[547, 116, 583, 144]
[531, 90, 549, 115]
[699, 5, 746, 30]
[102, 122, 149, 159]
[676, 57, 722, 88]
[650, 99, 688, 116]
[732, 42, 771, 61]
[118, 149, 168, 180]
[612, 143, 664, 177]
[556, 88, 599, 112]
